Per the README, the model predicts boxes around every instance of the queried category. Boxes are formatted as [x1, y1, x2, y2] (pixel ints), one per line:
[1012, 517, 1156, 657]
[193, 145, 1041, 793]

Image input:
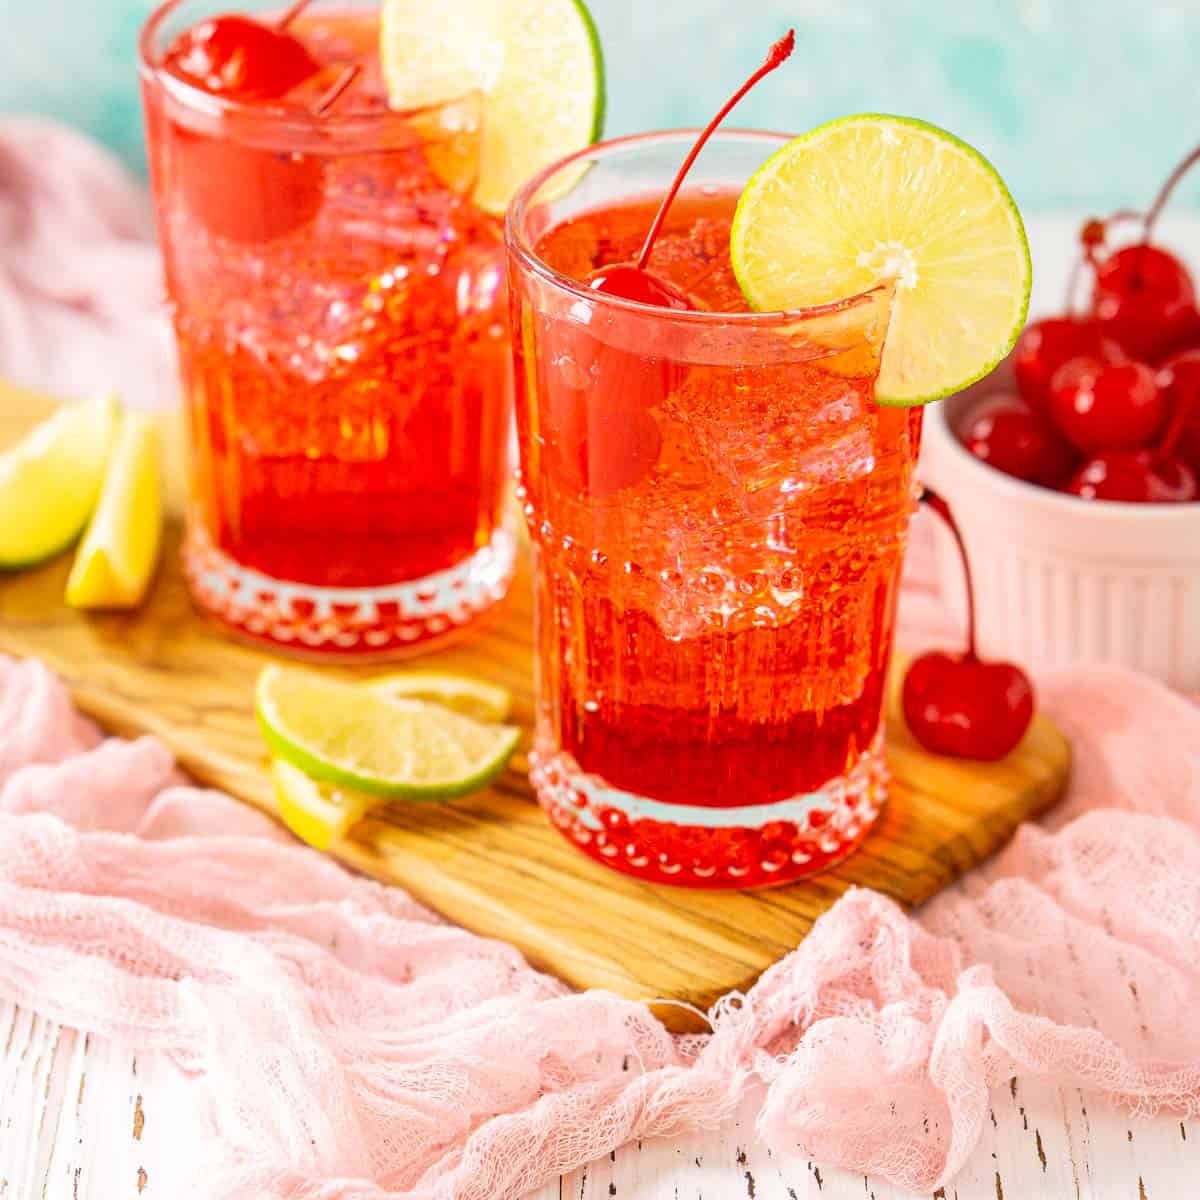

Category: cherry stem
[1067, 209, 1142, 313]
[277, 0, 313, 31]
[633, 29, 795, 272]
[311, 64, 361, 117]
[1144, 143, 1200, 242]
[920, 486, 978, 662]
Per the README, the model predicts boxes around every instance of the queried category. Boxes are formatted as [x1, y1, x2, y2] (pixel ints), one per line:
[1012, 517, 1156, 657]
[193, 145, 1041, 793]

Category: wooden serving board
[0, 388, 1070, 1030]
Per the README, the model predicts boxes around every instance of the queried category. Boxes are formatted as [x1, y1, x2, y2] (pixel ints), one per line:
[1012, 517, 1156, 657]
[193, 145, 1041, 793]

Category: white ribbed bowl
[920, 361, 1200, 690]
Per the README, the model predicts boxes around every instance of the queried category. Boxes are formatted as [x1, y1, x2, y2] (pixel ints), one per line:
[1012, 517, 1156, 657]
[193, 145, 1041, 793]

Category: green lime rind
[256, 668, 521, 802]
[574, 0, 606, 144]
[731, 113, 1032, 407]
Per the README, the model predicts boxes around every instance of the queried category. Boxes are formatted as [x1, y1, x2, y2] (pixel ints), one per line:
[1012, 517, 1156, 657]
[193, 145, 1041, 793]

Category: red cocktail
[507, 132, 923, 888]
[139, 1, 515, 655]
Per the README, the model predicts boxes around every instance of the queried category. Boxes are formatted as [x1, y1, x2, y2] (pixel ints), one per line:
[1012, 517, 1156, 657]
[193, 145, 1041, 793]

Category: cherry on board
[902, 488, 1035, 762]
[958, 392, 1076, 486]
[903, 652, 1035, 761]
[1065, 449, 1198, 503]
[1157, 348, 1200, 467]
[1091, 244, 1197, 362]
[1048, 357, 1166, 455]
[1012, 317, 1106, 409]
[164, 13, 319, 100]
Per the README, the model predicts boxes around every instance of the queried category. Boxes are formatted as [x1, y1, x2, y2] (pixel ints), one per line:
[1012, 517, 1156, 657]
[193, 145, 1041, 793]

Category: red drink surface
[516, 188, 922, 887]
[141, 7, 513, 650]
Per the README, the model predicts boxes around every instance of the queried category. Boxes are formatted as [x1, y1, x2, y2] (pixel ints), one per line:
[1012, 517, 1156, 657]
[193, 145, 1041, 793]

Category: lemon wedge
[272, 759, 373, 851]
[65, 411, 163, 609]
[0, 393, 118, 568]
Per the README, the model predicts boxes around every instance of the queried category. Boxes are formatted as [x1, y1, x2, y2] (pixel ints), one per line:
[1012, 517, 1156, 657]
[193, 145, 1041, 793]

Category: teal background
[3, 0, 1198, 213]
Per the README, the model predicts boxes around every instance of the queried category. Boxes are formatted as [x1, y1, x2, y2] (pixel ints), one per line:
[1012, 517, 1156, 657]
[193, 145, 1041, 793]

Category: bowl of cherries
[922, 149, 1200, 691]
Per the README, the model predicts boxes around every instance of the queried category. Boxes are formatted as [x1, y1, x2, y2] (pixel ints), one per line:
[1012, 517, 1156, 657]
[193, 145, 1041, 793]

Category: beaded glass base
[532, 731, 888, 889]
[183, 524, 517, 658]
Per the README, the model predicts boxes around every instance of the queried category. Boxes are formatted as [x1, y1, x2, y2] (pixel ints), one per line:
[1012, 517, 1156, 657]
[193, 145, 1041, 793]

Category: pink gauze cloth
[3, 119, 1200, 1199]
[0, 118, 175, 410]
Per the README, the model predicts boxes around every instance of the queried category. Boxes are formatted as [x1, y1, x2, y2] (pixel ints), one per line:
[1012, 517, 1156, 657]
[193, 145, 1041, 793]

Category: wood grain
[0, 389, 1071, 1030]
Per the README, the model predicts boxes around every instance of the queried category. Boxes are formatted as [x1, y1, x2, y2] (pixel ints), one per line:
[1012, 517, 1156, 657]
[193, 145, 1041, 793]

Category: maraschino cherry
[164, 0, 351, 244]
[1085, 145, 1200, 362]
[903, 488, 1035, 761]
[586, 29, 796, 308]
[1011, 316, 1106, 409]
[1065, 449, 1198, 502]
[556, 30, 796, 499]
[1047, 357, 1166, 455]
[958, 392, 1075, 486]
[1091, 245, 1196, 363]
[164, 0, 320, 99]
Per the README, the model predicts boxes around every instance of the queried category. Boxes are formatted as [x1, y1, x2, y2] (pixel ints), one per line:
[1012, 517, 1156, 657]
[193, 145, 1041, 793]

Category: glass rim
[138, 0, 477, 136]
[505, 127, 889, 328]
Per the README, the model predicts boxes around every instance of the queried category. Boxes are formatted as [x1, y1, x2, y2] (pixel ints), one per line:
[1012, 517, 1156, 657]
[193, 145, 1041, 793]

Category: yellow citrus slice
[256, 665, 521, 800]
[380, 0, 604, 216]
[731, 114, 1032, 405]
[65, 411, 163, 609]
[271, 758, 373, 851]
[0, 393, 118, 568]
[369, 671, 512, 722]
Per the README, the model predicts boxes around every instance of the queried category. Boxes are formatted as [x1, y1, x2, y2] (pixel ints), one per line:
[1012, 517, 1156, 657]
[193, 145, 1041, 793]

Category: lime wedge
[65, 411, 163, 609]
[380, 0, 604, 216]
[256, 665, 521, 799]
[369, 671, 513, 723]
[731, 114, 1032, 406]
[271, 758, 373, 851]
[0, 394, 118, 568]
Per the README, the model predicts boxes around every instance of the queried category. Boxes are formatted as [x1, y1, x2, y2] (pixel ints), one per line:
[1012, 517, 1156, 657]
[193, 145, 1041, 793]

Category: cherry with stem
[922, 489, 978, 661]
[902, 488, 1035, 761]
[1068, 145, 1200, 362]
[588, 29, 795, 308]
[556, 30, 798, 500]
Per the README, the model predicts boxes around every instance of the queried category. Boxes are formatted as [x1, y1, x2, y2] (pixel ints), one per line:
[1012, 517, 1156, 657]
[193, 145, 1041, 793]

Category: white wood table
[1, 997, 1195, 1199]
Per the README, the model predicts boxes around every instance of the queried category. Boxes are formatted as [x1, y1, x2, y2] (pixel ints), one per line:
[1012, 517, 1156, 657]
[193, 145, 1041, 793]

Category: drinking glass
[506, 130, 923, 888]
[139, 0, 515, 656]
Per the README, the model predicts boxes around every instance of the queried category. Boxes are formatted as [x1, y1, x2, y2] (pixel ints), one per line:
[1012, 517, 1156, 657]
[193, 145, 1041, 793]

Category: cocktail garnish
[587, 30, 795, 309]
[164, 9, 320, 100]
[902, 489, 1035, 761]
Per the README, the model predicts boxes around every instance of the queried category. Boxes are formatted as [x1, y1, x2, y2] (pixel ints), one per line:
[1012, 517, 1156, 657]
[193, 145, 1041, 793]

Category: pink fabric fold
[2, 654, 1198, 1197]
[0, 118, 174, 410]
[2, 119, 1200, 1198]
